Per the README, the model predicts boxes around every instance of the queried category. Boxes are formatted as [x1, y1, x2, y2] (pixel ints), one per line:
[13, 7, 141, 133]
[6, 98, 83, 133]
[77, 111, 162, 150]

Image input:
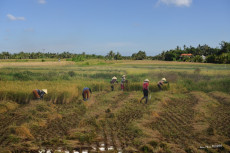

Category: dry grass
[0, 61, 74, 67]
[0, 60, 230, 152]
[0, 101, 18, 114]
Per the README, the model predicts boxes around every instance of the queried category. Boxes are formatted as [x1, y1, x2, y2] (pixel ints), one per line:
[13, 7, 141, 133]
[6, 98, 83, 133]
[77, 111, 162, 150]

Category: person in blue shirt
[82, 87, 92, 101]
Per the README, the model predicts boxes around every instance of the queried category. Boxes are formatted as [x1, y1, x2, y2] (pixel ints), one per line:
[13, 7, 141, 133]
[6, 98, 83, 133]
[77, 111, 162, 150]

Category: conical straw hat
[42, 89, 47, 94]
[144, 79, 149, 82]
[112, 76, 117, 80]
[162, 78, 166, 81]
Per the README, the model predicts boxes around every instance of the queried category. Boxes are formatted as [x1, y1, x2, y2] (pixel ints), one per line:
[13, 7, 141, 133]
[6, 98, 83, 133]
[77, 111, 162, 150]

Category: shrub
[148, 140, 158, 148]
[139, 144, 154, 153]
[68, 71, 76, 77]
[13, 71, 34, 81]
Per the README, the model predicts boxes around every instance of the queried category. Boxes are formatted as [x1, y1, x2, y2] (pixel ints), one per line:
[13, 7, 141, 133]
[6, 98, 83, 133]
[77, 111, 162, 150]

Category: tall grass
[0, 81, 79, 104]
[180, 78, 230, 93]
[0, 80, 111, 104]
[0, 60, 230, 105]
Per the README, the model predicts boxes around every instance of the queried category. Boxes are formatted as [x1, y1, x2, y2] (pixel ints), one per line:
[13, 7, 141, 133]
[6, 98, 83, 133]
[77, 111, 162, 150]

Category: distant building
[180, 53, 192, 57]
[180, 53, 193, 61]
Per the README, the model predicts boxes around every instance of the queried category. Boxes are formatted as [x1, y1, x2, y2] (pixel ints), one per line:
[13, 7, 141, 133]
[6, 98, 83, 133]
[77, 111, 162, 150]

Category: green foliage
[165, 51, 177, 61]
[181, 78, 230, 93]
[132, 51, 147, 60]
[192, 55, 203, 62]
[219, 41, 230, 55]
[153, 41, 230, 63]
[106, 50, 116, 60]
[13, 71, 33, 81]
[68, 71, 76, 77]
[206, 54, 217, 63]
[71, 55, 85, 62]
[114, 52, 122, 60]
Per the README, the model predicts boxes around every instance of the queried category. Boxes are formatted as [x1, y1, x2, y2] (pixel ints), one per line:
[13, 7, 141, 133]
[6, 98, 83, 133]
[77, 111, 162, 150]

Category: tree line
[0, 50, 150, 61]
[0, 41, 229, 63]
[153, 41, 230, 63]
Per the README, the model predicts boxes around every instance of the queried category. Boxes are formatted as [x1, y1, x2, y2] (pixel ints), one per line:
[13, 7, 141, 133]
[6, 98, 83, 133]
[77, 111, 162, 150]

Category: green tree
[218, 41, 230, 55]
[192, 55, 203, 62]
[164, 52, 176, 61]
[206, 54, 217, 63]
[114, 52, 122, 60]
[106, 50, 115, 60]
[132, 51, 146, 60]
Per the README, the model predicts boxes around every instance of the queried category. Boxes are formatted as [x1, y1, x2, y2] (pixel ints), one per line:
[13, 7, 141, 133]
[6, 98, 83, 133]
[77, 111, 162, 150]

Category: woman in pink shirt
[140, 79, 149, 104]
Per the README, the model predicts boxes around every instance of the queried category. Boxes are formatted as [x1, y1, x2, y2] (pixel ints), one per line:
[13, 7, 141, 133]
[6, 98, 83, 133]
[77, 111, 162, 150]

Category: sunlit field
[0, 59, 230, 152]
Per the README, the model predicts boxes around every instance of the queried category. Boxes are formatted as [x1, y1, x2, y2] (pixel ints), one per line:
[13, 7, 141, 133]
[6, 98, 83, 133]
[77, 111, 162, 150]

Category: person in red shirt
[140, 79, 149, 104]
[121, 75, 126, 91]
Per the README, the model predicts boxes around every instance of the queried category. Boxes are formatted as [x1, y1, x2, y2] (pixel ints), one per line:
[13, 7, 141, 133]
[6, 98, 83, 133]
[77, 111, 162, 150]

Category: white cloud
[7, 14, 26, 21]
[157, 0, 192, 7]
[38, 0, 46, 4]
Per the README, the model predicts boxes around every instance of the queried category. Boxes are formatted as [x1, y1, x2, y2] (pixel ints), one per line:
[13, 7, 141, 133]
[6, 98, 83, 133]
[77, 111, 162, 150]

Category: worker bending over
[82, 87, 92, 101]
[33, 89, 47, 100]
[157, 78, 168, 90]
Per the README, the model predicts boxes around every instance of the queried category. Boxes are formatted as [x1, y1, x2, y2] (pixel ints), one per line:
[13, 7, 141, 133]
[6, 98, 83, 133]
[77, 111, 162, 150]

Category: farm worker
[157, 78, 168, 90]
[110, 76, 118, 91]
[33, 89, 47, 100]
[140, 79, 149, 104]
[82, 87, 92, 101]
[121, 75, 126, 91]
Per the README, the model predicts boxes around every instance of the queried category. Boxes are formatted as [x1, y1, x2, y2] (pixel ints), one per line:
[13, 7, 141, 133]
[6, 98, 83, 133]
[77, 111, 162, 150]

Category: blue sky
[0, 0, 229, 56]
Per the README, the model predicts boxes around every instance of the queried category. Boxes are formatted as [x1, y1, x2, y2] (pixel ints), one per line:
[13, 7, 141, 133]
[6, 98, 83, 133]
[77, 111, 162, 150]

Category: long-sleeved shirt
[158, 80, 168, 86]
[82, 87, 92, 94]
[37, 89, 46, 99]
[110, 79, 118, 84]
[121, 78, 126, 84]
[143, 82, 149, 90]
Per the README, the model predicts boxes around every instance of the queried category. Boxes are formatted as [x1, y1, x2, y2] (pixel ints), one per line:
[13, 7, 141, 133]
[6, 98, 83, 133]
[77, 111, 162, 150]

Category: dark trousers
[111, 85, 114, 91]
[158, 84, 162, 90]
[140, 89, 148, 104]
[82, 90, 90, 101]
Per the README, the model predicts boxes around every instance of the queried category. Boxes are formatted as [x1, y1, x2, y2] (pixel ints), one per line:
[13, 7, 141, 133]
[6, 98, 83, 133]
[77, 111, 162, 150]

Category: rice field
[0, 59, 230, 152]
